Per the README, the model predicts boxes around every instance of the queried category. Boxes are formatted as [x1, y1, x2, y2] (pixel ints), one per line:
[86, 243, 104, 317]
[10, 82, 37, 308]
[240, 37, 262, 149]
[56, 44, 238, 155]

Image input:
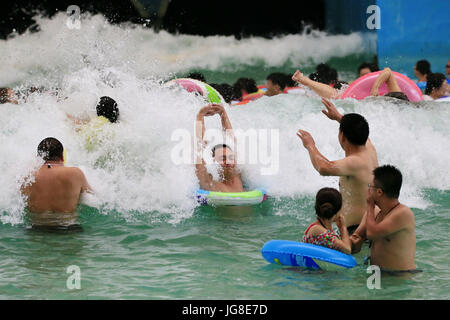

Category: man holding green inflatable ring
[195, 104, 244, 192]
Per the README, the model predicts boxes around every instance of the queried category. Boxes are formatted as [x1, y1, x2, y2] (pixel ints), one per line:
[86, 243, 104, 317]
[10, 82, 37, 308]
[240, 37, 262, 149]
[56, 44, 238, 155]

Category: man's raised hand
[297, 129, 316, 149]
[321, 98, 343, 122]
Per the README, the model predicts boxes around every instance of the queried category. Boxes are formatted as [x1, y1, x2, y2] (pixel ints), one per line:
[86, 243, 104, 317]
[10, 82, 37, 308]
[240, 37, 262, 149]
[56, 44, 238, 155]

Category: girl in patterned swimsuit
[302, 188, 352, 254]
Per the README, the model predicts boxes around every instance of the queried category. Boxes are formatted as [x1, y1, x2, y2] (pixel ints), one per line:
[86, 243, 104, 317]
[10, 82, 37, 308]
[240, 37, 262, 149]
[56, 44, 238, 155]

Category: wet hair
[96, 96, 119, 123]
[210, 83, 235, 103]
[211, 144, 232, 157]
[384, 91, 409, 101]
[373, 165, 403, 199]
[358, 62, 378, 75]
[284, 73, 296, 87]
[266, 73, 288, 90]
[314, 187, 342, 220]
[187, 72, 206, 83]
[425, 73, 446, 95]
[339, 113, 369, 146]
[37, 137, 64, 162]
[0, 87, 11, 104]
[233, 78, 258, 95]
[309, 63, 337, 84]
[331, 80, 349, 90]
[415, 60, 432, 76]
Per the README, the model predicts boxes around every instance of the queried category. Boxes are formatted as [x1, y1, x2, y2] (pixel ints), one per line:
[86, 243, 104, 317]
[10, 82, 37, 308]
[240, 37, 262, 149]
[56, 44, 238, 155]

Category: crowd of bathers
[182, 58, 450, 104]
[1, 58, 449, 106]
[4, 57, 449, 275]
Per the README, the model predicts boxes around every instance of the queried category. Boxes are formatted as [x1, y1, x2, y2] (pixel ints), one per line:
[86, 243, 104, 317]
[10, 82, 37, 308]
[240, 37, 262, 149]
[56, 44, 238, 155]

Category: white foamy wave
[0, 12, 368, 87]
[0, 13, 447, 225]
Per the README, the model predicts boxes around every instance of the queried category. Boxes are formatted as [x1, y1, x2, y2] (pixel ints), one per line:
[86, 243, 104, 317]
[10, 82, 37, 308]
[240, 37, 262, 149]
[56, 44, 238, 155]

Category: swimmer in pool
[68, 96, 120, 127]
[265, 73, 288, 97]
[370, 67, 410, 101]
[195, 104, 244, 192]
[292, 69, 342, 99]
[350, 165, 418, 274]
[292, 67, 410, 101]
[21, 137, 93, 229]
[297, 99, 379, 233]
[67, 96, 120, 150]
[423, 73, 449, 100]
[302, 188, 351, 254]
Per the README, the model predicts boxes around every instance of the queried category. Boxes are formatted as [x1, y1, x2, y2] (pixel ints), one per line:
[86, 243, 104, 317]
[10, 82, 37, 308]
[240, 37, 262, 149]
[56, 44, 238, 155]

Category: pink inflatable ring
[341, 71, 423, 102]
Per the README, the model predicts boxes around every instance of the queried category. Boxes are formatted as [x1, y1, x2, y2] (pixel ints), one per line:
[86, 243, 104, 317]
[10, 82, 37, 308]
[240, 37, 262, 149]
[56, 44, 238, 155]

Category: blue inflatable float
[261, 240, 357, 270]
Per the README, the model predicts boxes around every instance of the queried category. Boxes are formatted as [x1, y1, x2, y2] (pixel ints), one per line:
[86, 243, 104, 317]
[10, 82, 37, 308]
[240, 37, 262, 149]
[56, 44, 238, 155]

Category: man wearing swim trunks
[195, 104, 243, 192]
[350, 165, 417, 273]
[297, 99, 379, 233]
[21, 137, 93, 229]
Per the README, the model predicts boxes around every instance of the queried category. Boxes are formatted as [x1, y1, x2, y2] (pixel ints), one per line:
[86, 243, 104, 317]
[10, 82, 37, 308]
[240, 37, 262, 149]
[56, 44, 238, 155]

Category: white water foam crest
[1, 67, 449, 225]
[0, 13, 448, 225]
[0, 12, 368, 87]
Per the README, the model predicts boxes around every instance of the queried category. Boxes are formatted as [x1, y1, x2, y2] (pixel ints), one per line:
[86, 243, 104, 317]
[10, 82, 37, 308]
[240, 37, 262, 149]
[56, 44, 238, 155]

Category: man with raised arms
[351, 165, 418, 274]
[195, 104, 243, 192]
[297, 99, 379, 233]
[21, 137, 93, 229]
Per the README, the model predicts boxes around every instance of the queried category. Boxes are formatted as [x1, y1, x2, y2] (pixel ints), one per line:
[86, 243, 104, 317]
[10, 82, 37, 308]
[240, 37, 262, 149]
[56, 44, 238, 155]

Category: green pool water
[1, 189, 448, 300]
[1, 13, 448, 300]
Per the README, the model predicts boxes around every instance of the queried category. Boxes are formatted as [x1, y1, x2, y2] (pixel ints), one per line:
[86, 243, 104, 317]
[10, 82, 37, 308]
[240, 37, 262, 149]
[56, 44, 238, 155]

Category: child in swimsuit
[302, 188, 352, 254]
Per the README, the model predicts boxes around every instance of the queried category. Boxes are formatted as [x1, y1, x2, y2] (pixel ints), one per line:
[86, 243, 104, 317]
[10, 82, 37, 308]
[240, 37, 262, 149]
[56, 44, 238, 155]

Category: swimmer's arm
[350, 214, 367, 253]
[300, 139, 359, 177]
[292, 70, 340, 99]
[297, 129, 357, 176]
[333, 214, 352, 254]
[371, 68, 402, 96]
[195, 161, 215, 191]
[366, 203, 408, 240]
[217, 104, 237, 148]
[195, 106, 215, 190]
[76, 168, 94, 194]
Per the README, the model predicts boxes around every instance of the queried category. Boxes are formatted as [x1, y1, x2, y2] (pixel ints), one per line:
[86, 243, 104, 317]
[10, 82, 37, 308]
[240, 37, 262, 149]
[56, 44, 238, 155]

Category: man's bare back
[339, 140, 379, 227]
[22, 163, 91, 227]
[297, 98, 379, 228]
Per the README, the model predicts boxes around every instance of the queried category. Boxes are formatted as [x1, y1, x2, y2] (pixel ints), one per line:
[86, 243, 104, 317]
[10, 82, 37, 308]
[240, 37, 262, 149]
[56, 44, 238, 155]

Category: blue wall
[325, 0, 377, 34]
[377, 0, 450, 78]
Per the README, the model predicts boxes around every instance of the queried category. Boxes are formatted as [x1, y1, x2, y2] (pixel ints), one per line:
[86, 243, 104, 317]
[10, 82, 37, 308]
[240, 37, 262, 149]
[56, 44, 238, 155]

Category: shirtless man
[195, 104, 244, 192]
[297, 99, 379, 232]
[21, 137, 93, 229]
[351, 165, 417, 273]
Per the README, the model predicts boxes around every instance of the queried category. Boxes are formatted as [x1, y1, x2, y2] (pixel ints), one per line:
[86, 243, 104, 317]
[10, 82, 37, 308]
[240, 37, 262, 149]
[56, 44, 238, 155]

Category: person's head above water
[233, 78, 258, 97]
[266, 73, 287, 96]
[309, 63, 338, 84]
[414, 60, 431, 80]
[314, 187, 342, 220]
[339, 113, 369, 147]
[358, 62, 378, 77]
[425, 73, 448, 99]
[37, 137, 64, 162]
[96, 96, 119, 123]
[211, 144, 236, 172]
[371, 165, 403, 200]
